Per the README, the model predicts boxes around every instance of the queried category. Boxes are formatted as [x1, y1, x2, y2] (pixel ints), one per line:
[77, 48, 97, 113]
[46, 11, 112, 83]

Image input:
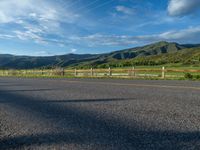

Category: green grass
[0, 66, 199, 81]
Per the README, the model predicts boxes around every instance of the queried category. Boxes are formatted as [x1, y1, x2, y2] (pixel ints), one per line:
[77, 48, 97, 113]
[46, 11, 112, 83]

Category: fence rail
[0, 67, 200, 79]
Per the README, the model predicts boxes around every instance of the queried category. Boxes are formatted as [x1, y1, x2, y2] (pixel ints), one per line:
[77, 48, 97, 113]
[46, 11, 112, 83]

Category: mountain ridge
[0, 41, 200, 69]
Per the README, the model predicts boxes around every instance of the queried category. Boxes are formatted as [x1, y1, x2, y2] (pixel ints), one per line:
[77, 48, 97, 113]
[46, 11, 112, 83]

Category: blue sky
[0, 0, 200, 56]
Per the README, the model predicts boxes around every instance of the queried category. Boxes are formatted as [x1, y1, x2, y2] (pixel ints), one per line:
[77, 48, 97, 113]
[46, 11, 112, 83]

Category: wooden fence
[0, 67, 200, 79]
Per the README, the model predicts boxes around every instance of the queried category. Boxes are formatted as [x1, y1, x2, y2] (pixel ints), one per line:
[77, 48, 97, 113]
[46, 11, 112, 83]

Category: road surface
[0, 77, 200, 150]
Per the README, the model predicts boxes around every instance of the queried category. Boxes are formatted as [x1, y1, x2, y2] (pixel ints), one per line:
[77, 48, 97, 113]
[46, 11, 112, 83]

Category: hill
[0, 41, 199, 69]
[97, 47, 200, 68]
[0, 54, 97, 69]
[69, 41, 200, 68]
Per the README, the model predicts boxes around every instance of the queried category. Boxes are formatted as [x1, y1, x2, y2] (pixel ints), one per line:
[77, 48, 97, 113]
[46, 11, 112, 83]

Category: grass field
[0, 66, 200, 80]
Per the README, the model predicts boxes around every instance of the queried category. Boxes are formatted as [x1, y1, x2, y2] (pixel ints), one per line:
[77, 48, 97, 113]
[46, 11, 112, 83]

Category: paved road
[0, 77, 200, 150]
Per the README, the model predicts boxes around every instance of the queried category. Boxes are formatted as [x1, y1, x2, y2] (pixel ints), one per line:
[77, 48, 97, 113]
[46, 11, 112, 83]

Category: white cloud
[115, 6, 134, 15]
[13, 30, 46, 44]
[0, 0, 78, 24]
[0, 33, 15, 39]
[0, 0, 29, 23]
[2, 23, 200, 47]
[69, 26, 200, 47]
[33, 50, 52, 56]
[70, 48, 77, 53]
[158, 26, 200, 42]
[70, 34, 138, 47]
[168, 0, 200, 16]
[0, 0, 79, 45]
[137, 26, 200, 43]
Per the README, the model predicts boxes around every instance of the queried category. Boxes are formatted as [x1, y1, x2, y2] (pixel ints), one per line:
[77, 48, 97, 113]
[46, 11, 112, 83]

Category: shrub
[194, 75, 200, 80]
[53, 67, 65, 76]
[8, 69, 18, 76]
[184, 73, 193, 79]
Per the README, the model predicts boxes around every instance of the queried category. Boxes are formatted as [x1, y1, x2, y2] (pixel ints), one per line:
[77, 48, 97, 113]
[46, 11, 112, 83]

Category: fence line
[0, 67, 200, 79]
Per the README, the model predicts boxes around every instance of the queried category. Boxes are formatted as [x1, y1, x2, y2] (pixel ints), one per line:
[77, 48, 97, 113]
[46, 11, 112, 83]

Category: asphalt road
[0, 77, 200, 150]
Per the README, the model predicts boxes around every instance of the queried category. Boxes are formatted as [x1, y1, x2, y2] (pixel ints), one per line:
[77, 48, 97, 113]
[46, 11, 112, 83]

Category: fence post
[75, 68, 77, 77]
[91, 68, 93, 76]
[162, 66, 165, 79]
[132, 66, 136, 77]
[108, 67, 112, 76]
[62, 68, 65, 76]
[51, 69, 53, 76]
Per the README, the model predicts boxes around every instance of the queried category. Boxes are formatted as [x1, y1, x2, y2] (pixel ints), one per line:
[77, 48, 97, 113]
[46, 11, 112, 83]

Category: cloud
[0, 0, 79, 24]
[2, 22, 200, 48]
[0, 33, 15, 39]
[12, 29, 68, 46]
[70, 48, 77, 53]
[70, 34, 138, 47]
[33, 50, 52, 56]
[69, 26, 200, 47]
[158, 26, 200, 43]
[0, 0, 199, 51]
[168, 0, 200, 16]
[13, 30, 46, 44]
[0, 0, 79, 45]
[115, 6, 134, 15]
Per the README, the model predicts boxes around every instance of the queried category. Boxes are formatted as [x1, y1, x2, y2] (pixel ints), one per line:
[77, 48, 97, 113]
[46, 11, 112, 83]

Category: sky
[0, 0, 200, 56]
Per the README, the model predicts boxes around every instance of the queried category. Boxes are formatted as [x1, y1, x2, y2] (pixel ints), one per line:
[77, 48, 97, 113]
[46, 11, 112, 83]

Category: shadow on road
[43, 98, 132, 103]
[0, 90, 200, 149]
[1, 130, 200, 150]
[0, 88, 60, 92]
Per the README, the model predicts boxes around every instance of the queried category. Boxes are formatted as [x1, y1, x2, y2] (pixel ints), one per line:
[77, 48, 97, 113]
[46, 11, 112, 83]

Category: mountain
[100, 47, 200, 68]
[105, 41, 184, 59]
[0, 54, 97, 69]
[0, 41, 199, 69]
[68, 41, 200, 68]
